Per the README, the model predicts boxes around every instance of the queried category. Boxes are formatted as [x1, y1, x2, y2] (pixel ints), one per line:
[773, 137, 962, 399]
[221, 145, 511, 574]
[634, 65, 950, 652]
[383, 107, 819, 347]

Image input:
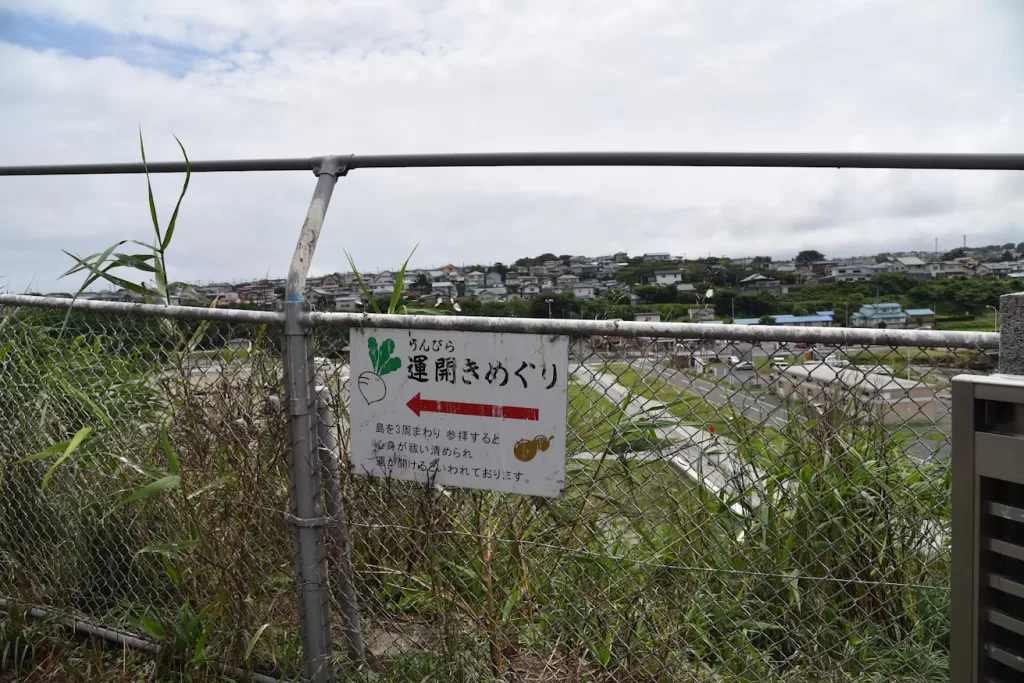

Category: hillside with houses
[38, 242, 1024, 329]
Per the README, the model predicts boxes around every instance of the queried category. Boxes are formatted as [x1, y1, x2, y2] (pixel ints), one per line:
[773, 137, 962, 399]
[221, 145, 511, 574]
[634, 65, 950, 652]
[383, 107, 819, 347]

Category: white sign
[349, 328, 568, 497]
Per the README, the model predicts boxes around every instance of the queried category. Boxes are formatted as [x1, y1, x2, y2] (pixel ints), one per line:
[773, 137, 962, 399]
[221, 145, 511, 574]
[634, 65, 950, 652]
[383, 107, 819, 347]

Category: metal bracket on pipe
[284, 512, 332, 528]
[312, 155, 350, 178]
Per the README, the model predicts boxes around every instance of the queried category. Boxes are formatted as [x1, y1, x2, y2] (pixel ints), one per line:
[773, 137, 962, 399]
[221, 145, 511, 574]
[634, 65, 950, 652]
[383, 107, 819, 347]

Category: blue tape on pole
[286, 295, 305, 302]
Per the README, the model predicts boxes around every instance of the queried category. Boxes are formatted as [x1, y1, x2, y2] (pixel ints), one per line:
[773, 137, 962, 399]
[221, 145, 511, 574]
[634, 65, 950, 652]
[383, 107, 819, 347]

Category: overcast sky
[1, 0, 1023, 292]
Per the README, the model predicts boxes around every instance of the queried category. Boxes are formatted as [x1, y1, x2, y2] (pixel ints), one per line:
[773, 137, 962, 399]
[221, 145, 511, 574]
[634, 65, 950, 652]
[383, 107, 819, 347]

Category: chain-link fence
[0, 294, 1002, 681]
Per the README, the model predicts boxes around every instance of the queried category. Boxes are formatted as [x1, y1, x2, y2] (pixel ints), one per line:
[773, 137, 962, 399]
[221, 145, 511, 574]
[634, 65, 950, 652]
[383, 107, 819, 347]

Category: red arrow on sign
[406, 392, 539, 421]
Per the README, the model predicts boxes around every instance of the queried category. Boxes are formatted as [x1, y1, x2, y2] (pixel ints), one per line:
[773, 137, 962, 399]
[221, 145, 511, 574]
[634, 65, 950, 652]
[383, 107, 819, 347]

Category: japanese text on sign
[349, 328, 569, 497]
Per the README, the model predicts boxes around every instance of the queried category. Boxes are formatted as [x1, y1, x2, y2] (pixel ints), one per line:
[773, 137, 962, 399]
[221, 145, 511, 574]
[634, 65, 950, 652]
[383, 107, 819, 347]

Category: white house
[464, 271, 485, 288]
[573, 283, 595, 300]
[851, 303, 907, 328]
[476, 286, 508, 303]
[521, 283, 541, 298]
[634, 312, 661, 323]
[334, 295, 362, 311]
[642, 253, 671, 263]
[555, 274, 579, 291]
[432, 281, 457, 298]
[830, 265, 874, 282]
[890, 257, 929, 279]
[653, 270, 683, 286]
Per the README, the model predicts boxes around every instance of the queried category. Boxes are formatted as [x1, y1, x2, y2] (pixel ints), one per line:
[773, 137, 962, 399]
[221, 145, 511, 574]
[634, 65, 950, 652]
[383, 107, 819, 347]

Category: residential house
[653, 269, 683, 286]
[431, 281, 457, 299]
[613, 252, 628, 262]
[569, 255, 590, 264]
[485, 271, 503, 287]
[905, 308, 936, 329]
[555, 274, 579, 292]
[427, 269, 447, 282]
[688, 307, 716, 322]
[439, 264, 459, 277]
[573, 283, 595, 300]
[809, 260, 838, 276]
[977, 261, 1022, 277]
[739, 273, 782, 296]
[830, 265, 874, 282]
[890, 256, 929, 279]
[521, 283, 542, 298]
[926, 261, 968, 279]
[677, 283, 697, 296]
[464, 271, 485, 288]
[642, 253, 671, 263]
[334, 294, 362, 311]
[476, 287, 508, 303]
[569, 263, 599, 277]
[773, 364, 937, 425]
[773, 261, 797, 273]
[851, 303, 908, 328]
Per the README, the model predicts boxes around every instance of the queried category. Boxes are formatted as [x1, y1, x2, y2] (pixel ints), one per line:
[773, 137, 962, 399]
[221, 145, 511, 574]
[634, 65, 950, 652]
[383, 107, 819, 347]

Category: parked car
[734, 361, 754, 371]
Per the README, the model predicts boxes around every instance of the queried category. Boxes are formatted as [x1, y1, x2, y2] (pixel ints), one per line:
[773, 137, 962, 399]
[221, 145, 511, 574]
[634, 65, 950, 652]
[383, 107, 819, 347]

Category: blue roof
[816, 310, 834, 316]
[853, 311, 906, 319]
[774, 315, 834, 324]
[732, 314, 833, 326]
[905, 308, 935, 316]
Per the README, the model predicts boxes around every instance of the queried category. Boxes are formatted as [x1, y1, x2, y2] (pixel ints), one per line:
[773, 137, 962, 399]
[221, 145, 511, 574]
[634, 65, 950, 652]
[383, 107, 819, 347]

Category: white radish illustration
[358, 336, 400, 404]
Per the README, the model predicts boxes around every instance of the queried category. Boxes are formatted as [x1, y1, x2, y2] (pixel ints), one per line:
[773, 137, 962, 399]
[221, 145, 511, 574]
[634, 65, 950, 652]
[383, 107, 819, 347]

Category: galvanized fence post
[282, 157, 347, 683]
[316, 386, 365, 665]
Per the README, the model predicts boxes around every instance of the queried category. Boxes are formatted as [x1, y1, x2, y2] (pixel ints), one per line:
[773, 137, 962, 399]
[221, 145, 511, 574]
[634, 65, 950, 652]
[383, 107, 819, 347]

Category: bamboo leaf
[244, 623, 272, 663]
[13, 440, 70, 466]
[116, 474, 181, 509]
[160, 419, 180, 476]
[388, 242, 419, 314]
[139, 128, 162, 246]
[161, 136, 191, 250]
[41, 427, 93, 491]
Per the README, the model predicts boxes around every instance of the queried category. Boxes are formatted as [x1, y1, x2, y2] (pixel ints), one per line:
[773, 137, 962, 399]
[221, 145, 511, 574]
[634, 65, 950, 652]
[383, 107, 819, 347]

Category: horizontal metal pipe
[0, 599, 286, 683]
[311, 310, 1000, 349]
[0, 157, 319, 176]
[0, 294, 283, 324]
[2, 295, 1000, 349]
[4, 151, 1024, 176]
[346, 151, 1024, 171]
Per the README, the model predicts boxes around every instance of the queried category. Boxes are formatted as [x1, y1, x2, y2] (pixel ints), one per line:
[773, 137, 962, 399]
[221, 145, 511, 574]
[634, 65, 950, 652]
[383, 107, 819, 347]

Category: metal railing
[1, 149, 1019, 682]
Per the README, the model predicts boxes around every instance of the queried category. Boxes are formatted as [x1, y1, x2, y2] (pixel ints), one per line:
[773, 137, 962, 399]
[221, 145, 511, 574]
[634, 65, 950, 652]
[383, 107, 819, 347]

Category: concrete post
[999, 292, 1024, 375]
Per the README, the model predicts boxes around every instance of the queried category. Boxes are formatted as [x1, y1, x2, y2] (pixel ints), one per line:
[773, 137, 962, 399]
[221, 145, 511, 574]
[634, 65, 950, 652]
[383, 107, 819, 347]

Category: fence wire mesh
[0, 298, 1001, 682]
[0, 303, 305, 680]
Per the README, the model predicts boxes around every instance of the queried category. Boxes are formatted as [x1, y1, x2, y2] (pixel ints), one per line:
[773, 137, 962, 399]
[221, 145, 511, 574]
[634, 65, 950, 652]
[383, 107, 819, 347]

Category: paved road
[621, 356, 954, 464]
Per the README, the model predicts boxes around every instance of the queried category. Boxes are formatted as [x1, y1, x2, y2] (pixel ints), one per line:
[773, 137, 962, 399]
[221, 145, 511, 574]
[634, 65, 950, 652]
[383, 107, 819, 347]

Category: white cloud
[1, 0, 1022, 291]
